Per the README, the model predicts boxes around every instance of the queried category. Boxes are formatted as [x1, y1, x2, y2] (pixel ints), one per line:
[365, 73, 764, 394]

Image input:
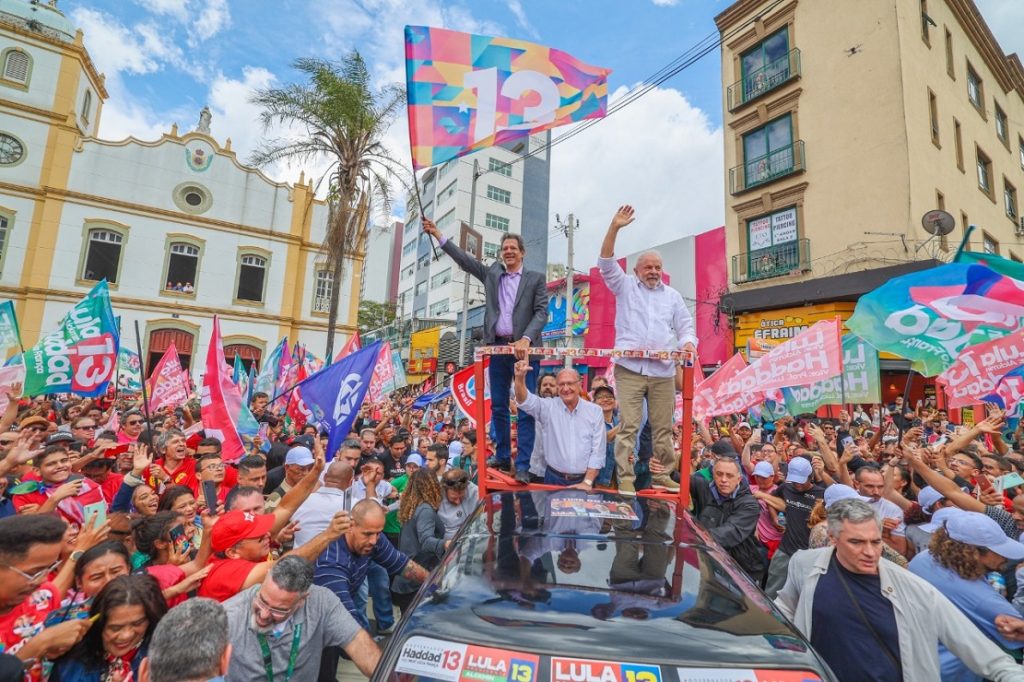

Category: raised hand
[610, 205, 635, 230]
[513, 360, 531, 380]
[422, 217, 441, 240]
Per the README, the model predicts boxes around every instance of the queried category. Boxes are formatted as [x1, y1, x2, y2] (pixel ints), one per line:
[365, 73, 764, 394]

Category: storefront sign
[771, 208, 797, 244]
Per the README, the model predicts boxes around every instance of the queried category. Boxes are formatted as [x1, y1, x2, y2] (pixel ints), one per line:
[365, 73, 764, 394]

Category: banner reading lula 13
[23, 280, 119, 397]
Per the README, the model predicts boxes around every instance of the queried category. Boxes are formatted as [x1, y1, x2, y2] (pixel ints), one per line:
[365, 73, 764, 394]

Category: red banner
[693, 353, 762, 420]
[146, 343, 189, 412]
[451, 358, 491, 427]
[716, 319, 843, 397]
[939, 330, 1024, 407]
[335, 332, 361, 363]
[367, 341, 394, 403]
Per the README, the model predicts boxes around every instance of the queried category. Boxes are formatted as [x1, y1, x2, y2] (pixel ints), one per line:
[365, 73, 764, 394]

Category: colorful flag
[286, 363, 310, 433]
[847, 263, 1024, 376]
[390, 349, 408, 390]
[0, 301, 21, 354]
[302, 349, 324, 375]
[405, 25, 611, 169]
[116, 347, 143, 393]
[451, 358, 491, 427]
[938, 330, 1024, 408]
[254, 337, 287, 397]
[298, 341, 381, 459]
[694, 354, 764, 420]
[23, 280, 119, 397]
[983, 365, 1024, 415]
[782, 335, 881, 414]
[0, 364, 24, 414]
[147, 343, 190, 413]
[200, 316, 259, 462]
[368, 341, 396, 402]
[715, 319, 844, 398]
[232, 354, 249, 398]
[956, 249, 1024, 281]
[335, 333, 361, 363]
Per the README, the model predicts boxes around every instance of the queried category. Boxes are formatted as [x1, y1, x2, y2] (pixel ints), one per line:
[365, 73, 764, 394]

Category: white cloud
[134, 0, 189, 21]
[506, 0, 539, 40]
[975, 0, 1024, 59]
[72, 8, 170, 75]
[651, 0, 680, 5]
[549, 85, 724, 266]
[192, 0, 230, 42]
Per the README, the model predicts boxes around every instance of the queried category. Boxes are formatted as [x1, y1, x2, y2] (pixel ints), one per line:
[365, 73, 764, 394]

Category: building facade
[715, 0, 1024, 401]
[360, 220, 402, 305]
[398, 132, 551, 324]
[0, 0, 360, 373]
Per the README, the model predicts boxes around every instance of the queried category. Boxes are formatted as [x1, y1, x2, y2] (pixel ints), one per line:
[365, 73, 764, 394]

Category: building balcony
[732, 238, 811, 285]
[729, 140, 805, 195]
[727, 48, 801, 111]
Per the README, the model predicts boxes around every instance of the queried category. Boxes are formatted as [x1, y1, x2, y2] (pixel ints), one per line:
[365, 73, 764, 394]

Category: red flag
[451, 358, 491, 427]
[716, 319, 843, 398]
[286, 364, 309, 431]
[200, 317, 258, 462]
[367, 341, 395, 402]
[693, 353, 751, 421]
[335, 333, 361, 363]
[146, 343, 189, 412]
[939, 330, 1024, 407]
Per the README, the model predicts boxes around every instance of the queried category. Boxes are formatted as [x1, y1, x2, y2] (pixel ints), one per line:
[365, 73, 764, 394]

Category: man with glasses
[18, 415, 50, 449]
[0, 515, 94, 669]
[224, 554, 379, 682]
[118, 409, 147, 444]
[69, 417, 98, 447]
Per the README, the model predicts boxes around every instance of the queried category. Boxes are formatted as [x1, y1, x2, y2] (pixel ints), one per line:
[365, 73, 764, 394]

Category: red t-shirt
[145, 564, 188, 607]
[149, 458, 199, 494]
[97, 473, 124, 505]
[0, 581, 60, 681]
[11, 489, 48, 514]
[197, 557, 257, 602]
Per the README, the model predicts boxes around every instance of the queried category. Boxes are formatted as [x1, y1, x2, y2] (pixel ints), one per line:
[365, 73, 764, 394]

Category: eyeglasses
[126, 420, 144, 426]
[202, 463, 225, 471]
[25, 426, 47, 432]
[3, 559, 61, 584]
[75, 425, 97, 430]
[253, 590, 300, 618]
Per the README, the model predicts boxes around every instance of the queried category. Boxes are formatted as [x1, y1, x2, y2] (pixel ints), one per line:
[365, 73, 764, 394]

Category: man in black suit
[423, 217, 548, 484]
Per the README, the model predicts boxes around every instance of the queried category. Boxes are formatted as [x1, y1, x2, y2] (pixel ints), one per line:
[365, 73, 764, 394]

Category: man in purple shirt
[423, 217, 548, 483]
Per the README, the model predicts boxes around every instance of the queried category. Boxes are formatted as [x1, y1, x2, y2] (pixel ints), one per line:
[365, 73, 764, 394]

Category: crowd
[1, 203, 1024, 681]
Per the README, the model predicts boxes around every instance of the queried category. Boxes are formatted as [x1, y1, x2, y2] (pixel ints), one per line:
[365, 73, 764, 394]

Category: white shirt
[517, 391, 605, 475]
[352, 478, 394, 505]
[868, 497, 906, 536]
[597, 256, 697, 378]
[292, 486, 353, 548]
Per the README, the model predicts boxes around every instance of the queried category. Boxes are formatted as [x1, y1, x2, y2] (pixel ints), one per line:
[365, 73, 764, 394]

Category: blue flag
[297, 341, 381, 459]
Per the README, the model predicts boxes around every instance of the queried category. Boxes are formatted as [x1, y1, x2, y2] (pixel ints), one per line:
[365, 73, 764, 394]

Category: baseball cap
[823, 484, 870, 509]
[785, 457, 813, 484]
[211, 510, 275, 553]
[593, 385, 615, 399]
[405, 453, 424, 468]
[448, 441, 464, 458]
[45, 432, 77, 446]
[285, 446, 314, 466]
[882, 435, 899, 444]
[710, 440, 738, 457]
[917, 486, 944, 514]
[920, 506, 962, 534]
[752, 461, 775, 478]
[290, 434, 315, 449]
[945, 511, 1024, 560]
[736, 421, 752, 430]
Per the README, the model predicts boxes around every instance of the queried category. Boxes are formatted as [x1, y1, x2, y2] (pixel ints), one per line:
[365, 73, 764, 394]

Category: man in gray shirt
[439, 468, 479, 540]
[223, 555, 379, 682]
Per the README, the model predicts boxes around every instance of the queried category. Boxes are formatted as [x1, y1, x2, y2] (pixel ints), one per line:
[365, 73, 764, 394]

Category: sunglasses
[126, 420, 144, 426]
[75, 425, 97, 430]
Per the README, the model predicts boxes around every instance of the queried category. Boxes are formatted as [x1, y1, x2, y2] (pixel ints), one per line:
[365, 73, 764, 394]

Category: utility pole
[458, 159, 481, 367]
[555, 213, 579, 368]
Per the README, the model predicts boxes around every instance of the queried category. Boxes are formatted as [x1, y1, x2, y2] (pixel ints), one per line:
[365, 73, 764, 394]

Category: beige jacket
[775, 547, 1024, 682]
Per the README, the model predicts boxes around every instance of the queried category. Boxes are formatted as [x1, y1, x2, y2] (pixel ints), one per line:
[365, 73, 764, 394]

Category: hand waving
[610, 205, 635, 230]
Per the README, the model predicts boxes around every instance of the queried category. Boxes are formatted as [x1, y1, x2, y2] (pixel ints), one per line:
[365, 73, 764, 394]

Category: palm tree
[250, 53, 407, 359]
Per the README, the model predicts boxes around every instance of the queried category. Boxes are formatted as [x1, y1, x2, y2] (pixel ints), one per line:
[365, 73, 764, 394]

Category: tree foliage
[357, 300, 398, 334]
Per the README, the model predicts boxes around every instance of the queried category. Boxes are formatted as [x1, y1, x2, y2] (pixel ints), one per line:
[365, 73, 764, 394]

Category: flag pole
[953, 224, 976, 262]
[134, 320, 153, 427]
[837, 316, 847, 414]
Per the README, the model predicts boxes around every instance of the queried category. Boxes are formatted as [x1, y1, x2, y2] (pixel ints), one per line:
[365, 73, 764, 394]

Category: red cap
[185, 432, 204, 450]
[211, 510, 275, 553]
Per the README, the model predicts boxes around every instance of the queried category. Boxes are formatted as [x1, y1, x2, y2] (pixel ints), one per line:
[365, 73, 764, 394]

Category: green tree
[357, 300, 398, 334]
[250, 53, 406, 359]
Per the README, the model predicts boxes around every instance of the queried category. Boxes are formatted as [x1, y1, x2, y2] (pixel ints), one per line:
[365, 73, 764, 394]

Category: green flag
[955, 249, 1024, 281]
[0, 301, 21, 354]
[781, 335, 881, 413]
[23, 281, 119, 397]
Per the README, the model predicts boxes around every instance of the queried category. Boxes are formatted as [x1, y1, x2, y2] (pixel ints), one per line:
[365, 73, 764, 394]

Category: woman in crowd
[132, 511, 213, 606]
[48, 542, 131, 626]
[391, 468, 447, 612]
[157, 485, 203, 546]
[50, 573, 168, 681]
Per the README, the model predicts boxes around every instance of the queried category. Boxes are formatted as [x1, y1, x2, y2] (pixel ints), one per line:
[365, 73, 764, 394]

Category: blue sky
[57, 0, 1024, 264]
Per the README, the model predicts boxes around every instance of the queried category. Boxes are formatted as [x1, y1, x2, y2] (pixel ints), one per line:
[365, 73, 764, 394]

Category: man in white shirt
[292, 460, 354, 549]
[855, 466, 907, 556]
[352, 459, 395, 505]
[598, 205, 697, 496]
[513, 361, 604, 490]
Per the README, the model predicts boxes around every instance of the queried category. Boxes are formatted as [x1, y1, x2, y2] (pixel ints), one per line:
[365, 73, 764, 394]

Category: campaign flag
[303, 349, 324, 375]
[847, 263, 1024, 376]
[405, 26, 611, 169]
[716, 319, 844, 398]
[0, 301, 21, 354]
[298, 341, 381, 459]
[938, 330, 1024, 408]
[23, 280, 118, 397]
[116, 347, 143, 393]
[335, 333, 361, 363]
[147, 343, 190, 412]
[694, 353, 762, 420]
[782, 335, 882, 414]
[200, 316, 259, 462]
[368, 342, 396, 402]
[254, 337, 286, 397]
[390, 349, 408, 390]
[451, 358, 491, 427]
[956, 249, 1024, 281]
[286, 364, 309, 432]
[0, 364, 24, 413]
[983, 365, 1024, 416]
[232, 353, 250, 400]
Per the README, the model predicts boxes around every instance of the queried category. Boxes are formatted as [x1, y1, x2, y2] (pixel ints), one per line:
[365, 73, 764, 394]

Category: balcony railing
[729, 140, 805, 194]
[312, 295, 332, 313]
[727, 48, 801, 111]
[732, 238, 811, 284]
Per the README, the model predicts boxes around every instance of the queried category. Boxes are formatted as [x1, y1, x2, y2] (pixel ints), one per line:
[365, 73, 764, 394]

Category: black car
[373, 489, 835, 682]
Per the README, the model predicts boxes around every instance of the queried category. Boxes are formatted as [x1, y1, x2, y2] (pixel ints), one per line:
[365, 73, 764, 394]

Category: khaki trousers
[613, 364, 677, 487]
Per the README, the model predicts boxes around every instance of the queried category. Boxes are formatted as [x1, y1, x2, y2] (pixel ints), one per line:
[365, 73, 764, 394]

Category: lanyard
[257, 622, 302, 682]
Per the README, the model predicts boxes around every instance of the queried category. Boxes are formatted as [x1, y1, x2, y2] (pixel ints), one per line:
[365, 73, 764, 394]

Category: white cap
[917, 486, 944, 514]
[824, 484, 870, 509]
[785, 457, 812, 484]
[946, 511, 1024, 560]
[919, 506, 963, 534]
[752, 461, 775, 478]
[285, 446, 314, 466]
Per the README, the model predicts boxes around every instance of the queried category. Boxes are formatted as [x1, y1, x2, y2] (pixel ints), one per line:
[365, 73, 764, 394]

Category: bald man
[514, 361, 605, 489]
[292, 461, 354, 548]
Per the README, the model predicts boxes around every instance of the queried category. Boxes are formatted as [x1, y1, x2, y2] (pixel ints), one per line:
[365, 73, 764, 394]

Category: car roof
[380, 489, 831, 678]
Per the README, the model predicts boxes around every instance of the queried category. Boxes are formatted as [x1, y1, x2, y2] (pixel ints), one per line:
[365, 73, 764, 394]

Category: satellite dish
[921, 209, 955, 236]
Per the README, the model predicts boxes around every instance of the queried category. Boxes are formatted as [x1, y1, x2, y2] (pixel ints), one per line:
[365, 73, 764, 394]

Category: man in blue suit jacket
[423, 217, 548, 483]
